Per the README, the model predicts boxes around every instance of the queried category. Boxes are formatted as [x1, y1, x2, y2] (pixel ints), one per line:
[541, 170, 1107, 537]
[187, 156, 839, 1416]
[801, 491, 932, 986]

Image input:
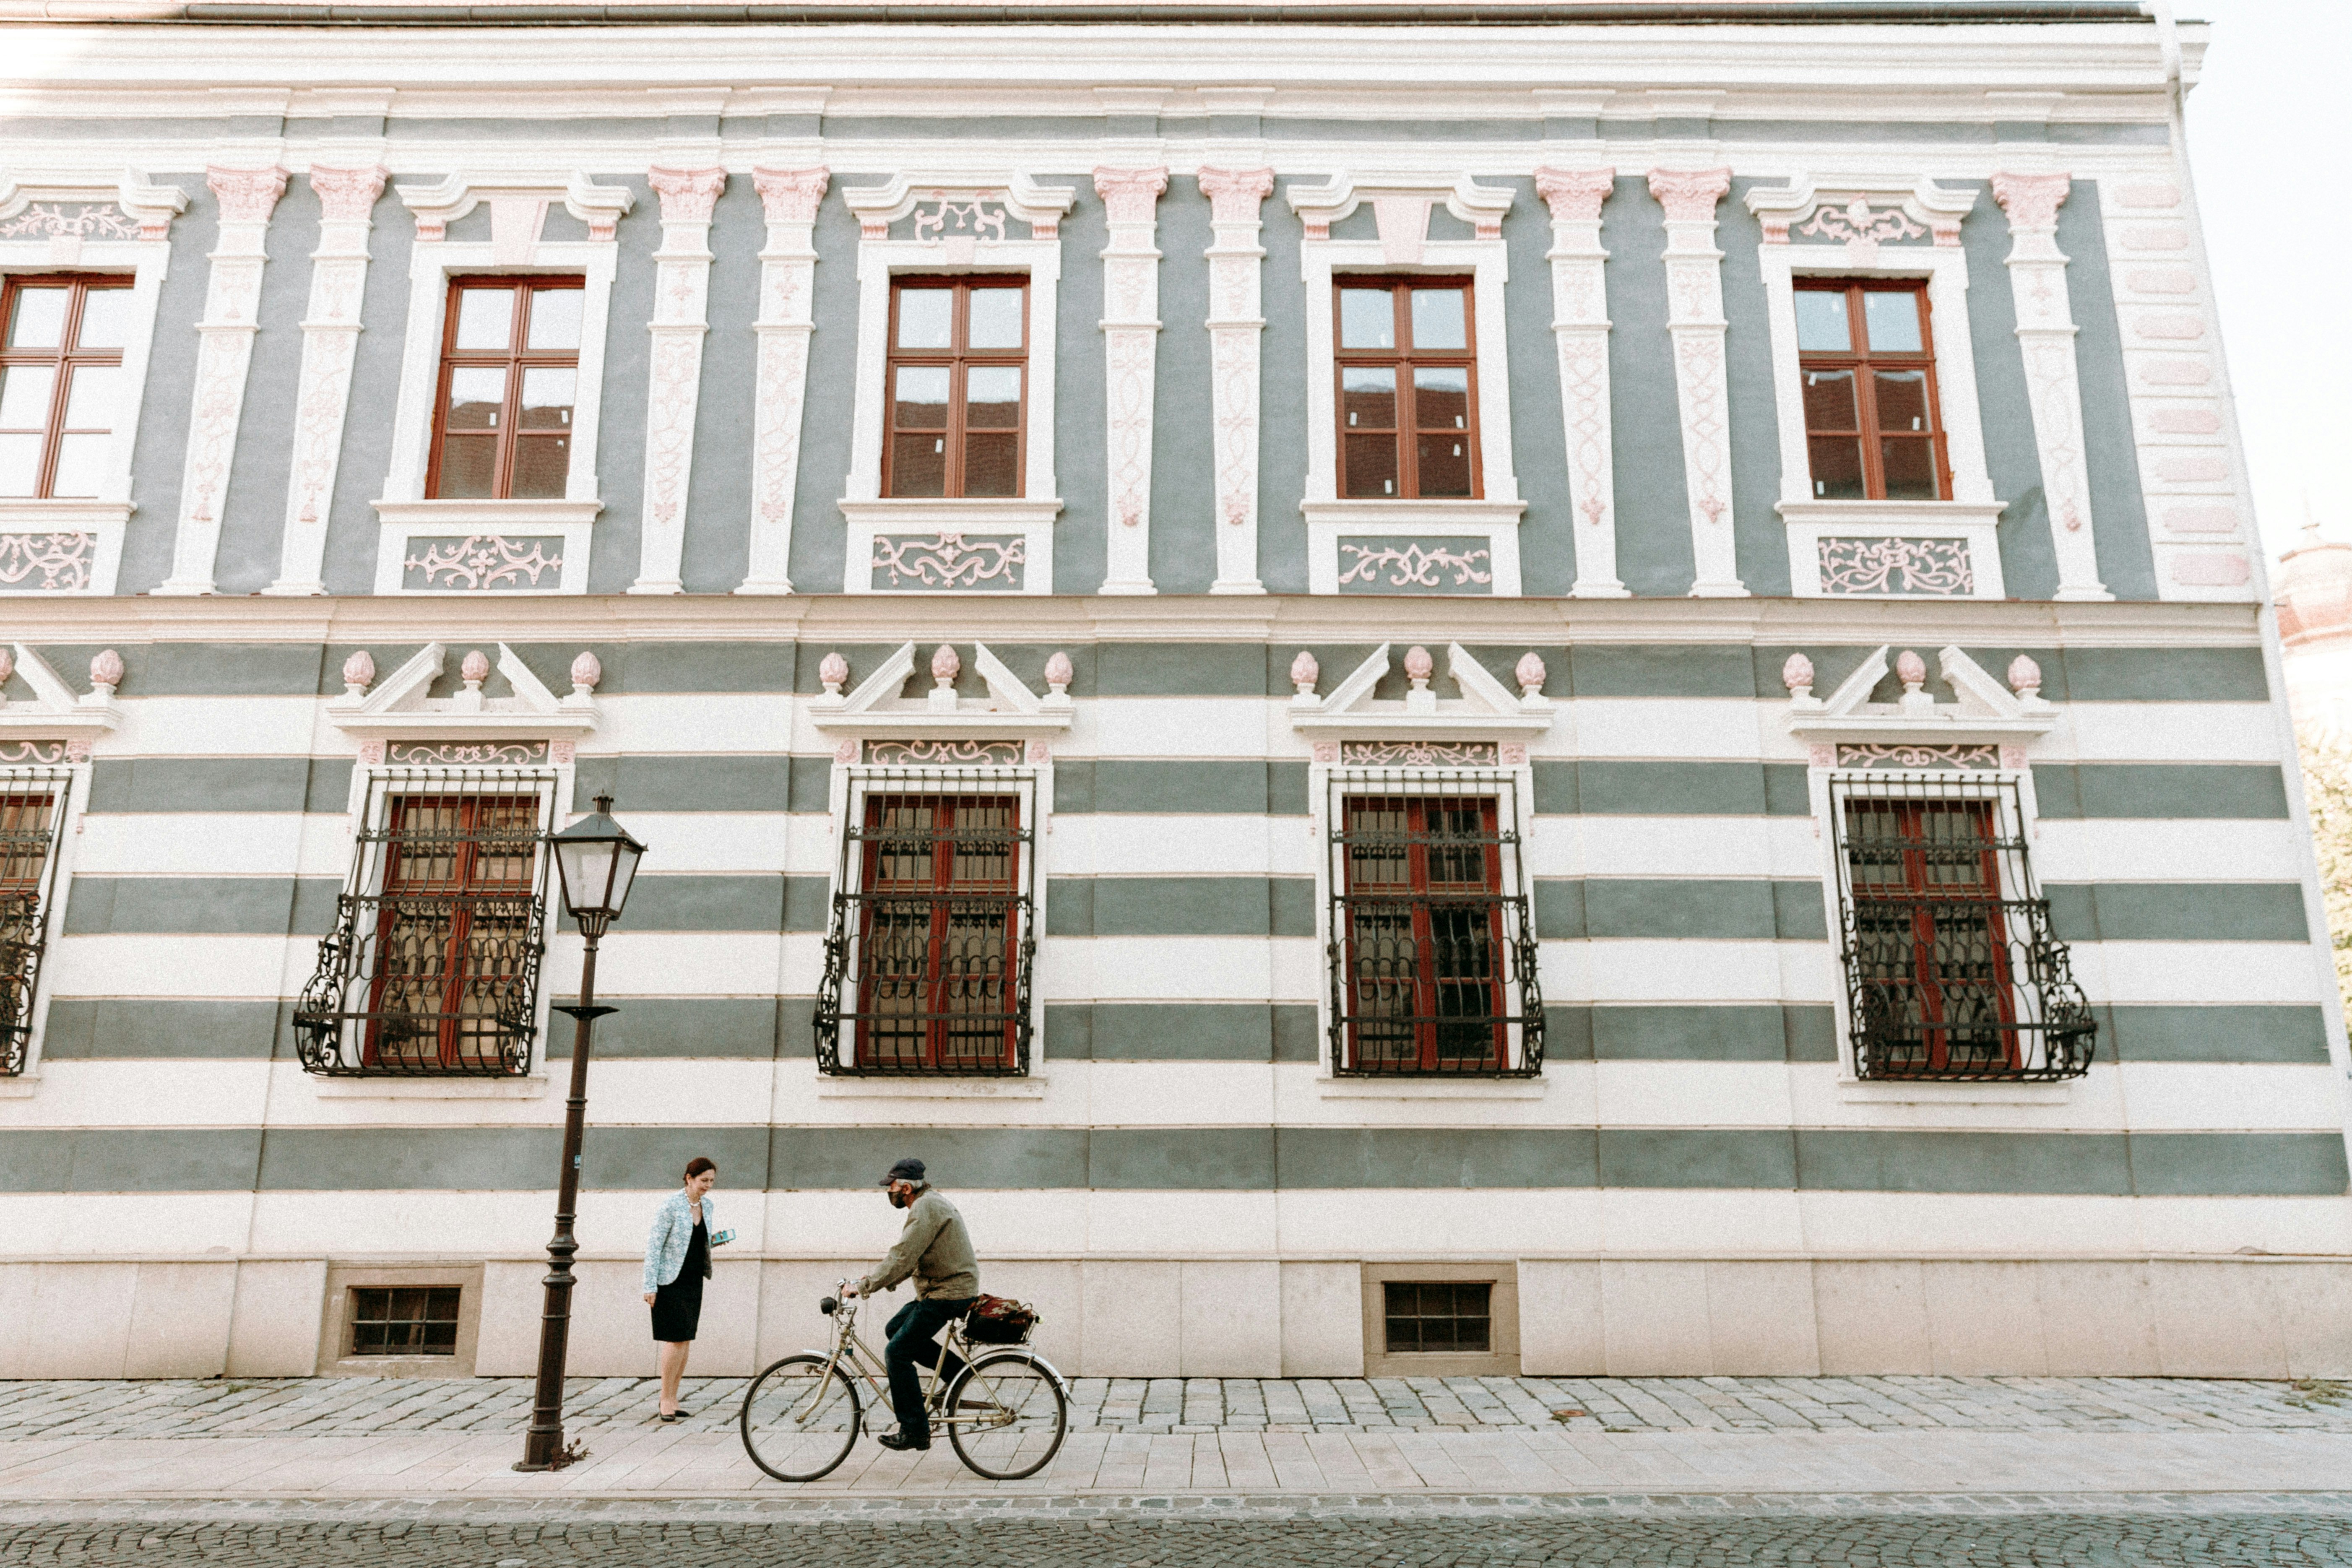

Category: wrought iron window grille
[0, 767, 72, 1078]
[1829, 770, 2094, 1082]
[816, 765, 1039, 1077]
[1326, 768, 1543, 1077]
[295, 768, 557, 1078]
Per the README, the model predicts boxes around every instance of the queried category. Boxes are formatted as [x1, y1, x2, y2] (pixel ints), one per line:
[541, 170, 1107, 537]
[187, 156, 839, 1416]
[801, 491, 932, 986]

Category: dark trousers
[883, 1296, 976, 1442]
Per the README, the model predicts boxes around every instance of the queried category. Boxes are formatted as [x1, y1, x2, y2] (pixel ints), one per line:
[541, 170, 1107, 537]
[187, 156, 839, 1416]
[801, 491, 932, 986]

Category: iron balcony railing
[0, 767, 71, 1077]
[816, 767, 1038, 1076]
[1829, 771, 2094, 1082]
[1327, 769, 1544, 1078]
[295, 768, 556, 1077]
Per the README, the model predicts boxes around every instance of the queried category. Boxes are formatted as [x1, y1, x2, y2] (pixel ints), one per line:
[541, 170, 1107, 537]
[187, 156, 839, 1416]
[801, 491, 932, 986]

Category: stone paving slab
[1, 1375, 2347, 1441]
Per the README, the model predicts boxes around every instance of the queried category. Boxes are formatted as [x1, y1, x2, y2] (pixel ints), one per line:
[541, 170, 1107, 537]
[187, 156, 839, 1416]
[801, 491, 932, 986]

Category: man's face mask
[889, 1185, 912, 1209]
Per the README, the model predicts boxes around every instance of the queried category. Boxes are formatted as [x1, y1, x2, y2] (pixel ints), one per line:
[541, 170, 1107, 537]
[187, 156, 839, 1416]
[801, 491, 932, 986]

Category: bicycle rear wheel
[739, 1353, 861, 1482]
[944, 1351, 1067, 1480]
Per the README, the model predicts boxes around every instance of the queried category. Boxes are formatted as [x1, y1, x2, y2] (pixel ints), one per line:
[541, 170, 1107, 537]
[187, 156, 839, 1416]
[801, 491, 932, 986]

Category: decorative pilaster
[1094, 166, 1168, 595]
[264, 165, 388, 596]
[736, 166, 829, 595]
[628, 166, 726, 595]
[1647, 167, 1744, 598]
[1535, 167, 1626, 598]
[154, 165, 289, 596]
[1991, 172, 2111, 601]
[1198, 167, 1273, 596]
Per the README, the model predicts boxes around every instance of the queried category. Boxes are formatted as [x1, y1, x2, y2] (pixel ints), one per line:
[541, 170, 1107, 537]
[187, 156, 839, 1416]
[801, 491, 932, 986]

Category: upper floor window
[1830, 773, 2092, 1082]
[0, 276, 134, 500]
[1327, 775, 1540, 1077]
[296, 769, 556, 1077]
[427, 278, 584, 501]
[817, 770, 1038, 1076]
[0, 771, 70, 1078]
[884, 277, 1028, 499]
[1335, 278, 1480, 501]
[1796, 280, 1949, 502]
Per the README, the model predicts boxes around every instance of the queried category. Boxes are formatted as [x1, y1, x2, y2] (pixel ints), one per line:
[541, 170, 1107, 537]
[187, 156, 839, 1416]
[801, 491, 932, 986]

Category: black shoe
[876, 1430, 930, 1452]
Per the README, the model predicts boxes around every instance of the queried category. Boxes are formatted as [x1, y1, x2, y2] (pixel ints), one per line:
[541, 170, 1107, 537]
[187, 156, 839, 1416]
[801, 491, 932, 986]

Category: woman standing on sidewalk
[642, 1156, 719, 1422]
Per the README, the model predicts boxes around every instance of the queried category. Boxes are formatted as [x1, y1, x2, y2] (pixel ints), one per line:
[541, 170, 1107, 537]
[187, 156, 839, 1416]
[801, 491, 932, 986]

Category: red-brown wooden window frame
[364, 793, 543, 1069]
[1337, 793, 1509, 1072]
[882, 275, 1029, 499]
[1795, 278, 1951, 502]
[853, 791, 1022, 1071]
[1333, 276, 1482, 502]
[1843, 797, 2019, 1075]
[425, 276, 585, 501]
[0, 274, 133, 500]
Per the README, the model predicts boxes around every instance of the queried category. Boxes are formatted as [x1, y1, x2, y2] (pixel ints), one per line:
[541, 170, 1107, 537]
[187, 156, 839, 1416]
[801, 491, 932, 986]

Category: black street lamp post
[518, 793, 646, 1473]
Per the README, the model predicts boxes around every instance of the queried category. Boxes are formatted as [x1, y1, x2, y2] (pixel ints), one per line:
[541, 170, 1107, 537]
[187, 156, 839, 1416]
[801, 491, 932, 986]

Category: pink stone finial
[1895, 650, 1927, 689]
[1044, 651, 1074, 695]
[1290, 650, 1319, 695]
[460, 649, 490, 686]
[341, 650, 375, 692]
[89, 648, 123, 692]
[1516, 651, 1547, 698]
[1403, 645, 1435, 687]
[931, 644, 960, 687]
[0, 647, 16, 686]
[818, 650, 849, 696]
[1782, 652, 1814, 693]
[2008, 654, 2043, 696]
[570, 650, 602, 692]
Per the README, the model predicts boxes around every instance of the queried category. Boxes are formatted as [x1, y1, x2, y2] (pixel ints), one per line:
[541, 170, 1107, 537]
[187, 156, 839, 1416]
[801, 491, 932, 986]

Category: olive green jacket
[860, 1187, 980, 1301]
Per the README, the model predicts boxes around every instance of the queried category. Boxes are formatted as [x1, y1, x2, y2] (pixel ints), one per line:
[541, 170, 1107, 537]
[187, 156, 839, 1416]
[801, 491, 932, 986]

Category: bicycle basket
[963, 1294, 1037, 1344]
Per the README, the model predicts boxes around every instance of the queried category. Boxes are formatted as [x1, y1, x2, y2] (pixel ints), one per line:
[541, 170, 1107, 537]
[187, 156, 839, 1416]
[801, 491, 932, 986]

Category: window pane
[1413, 365, 1470, 430]
[895, 289, 953, 349]
[965, 364, 1022, 429]
[524, 287, 583, 351]
[1807, 436, 1865, 499]
[890, 432, 946, 497]
[967, 288, 1024, 349]
[453, 288, 515, 351]
[1339, 288, 1395, 350]
[61, 365, 120, 430]
[49, 433, 106, 497]
[518, 367, 574, 430]
[73, 288, 135, 351]
[446, 366, 506, 430]
[1873, 369, 1930, 434]
[5, 287, 67, 349]
[0, 365, 54, 428]
[892, 365, 950, 429]
[1343, 433, 1398, 498]
[1880, 436, 1939, 499]
[963, 432, 1019, 497]
[436, 434, 497, 497]
[1794, 289, 1851, 351]
[510, 434, 569, 498]
[1801, 369, 1858, 433]
[0, 434, 39, 497]
[1863, 289, 1925, 353]
[1340, 366, 1395, 430]
[1410, 288, 1467, 350]
[1415, 433, 1472, 497]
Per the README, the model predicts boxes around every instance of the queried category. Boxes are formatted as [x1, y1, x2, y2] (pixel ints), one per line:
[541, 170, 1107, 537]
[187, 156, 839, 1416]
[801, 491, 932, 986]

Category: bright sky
[2181, 0, 2352, 562]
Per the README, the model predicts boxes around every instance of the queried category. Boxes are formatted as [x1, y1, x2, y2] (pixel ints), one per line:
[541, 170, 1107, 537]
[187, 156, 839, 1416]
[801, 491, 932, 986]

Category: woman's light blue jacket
[643, 1189, 716, 1293]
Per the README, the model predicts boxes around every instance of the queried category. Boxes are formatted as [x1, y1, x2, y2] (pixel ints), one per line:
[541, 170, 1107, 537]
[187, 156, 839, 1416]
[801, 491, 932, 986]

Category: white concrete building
[0, 0, 2346, 1382]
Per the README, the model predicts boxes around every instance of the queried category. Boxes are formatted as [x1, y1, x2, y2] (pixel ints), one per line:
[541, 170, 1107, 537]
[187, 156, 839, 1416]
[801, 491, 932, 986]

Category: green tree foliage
[2298, 726, 2352, 1014]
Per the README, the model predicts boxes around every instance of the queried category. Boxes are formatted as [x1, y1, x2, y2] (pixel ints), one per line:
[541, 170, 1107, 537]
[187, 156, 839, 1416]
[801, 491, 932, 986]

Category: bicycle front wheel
[740, 1353, 861, 1482]
[944, 1351, 1068, 1480]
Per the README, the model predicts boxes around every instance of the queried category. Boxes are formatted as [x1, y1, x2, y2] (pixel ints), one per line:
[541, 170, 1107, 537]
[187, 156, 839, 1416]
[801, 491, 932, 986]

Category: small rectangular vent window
[1383, 1281, 1491, 1355]
[349, 1286, 461, 1356]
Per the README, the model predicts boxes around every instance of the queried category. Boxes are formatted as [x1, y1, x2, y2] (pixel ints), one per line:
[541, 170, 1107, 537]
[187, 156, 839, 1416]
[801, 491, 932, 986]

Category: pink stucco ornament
[90, 649, 123, 690]
[1781, 652, 1814, 692]
[570, 650, 603, 691]
[1515, 651, 1546, 697]
[341, 650, 375, 691]
[1895, 649, 1927, 687]
[0, 647, 16, 686]
[1289, 650, 1319, 694]
[2007, 654, 2043, 696]
[460, 649, 490, 685]
[930, 644, 960, 686]
[1403, 645, 1434, 684]
[818, 651, 849, 694]
[1044, 651, 1074, 693]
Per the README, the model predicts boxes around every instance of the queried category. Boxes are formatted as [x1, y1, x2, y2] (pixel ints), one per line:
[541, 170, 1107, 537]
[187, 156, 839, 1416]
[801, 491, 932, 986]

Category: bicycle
[738, 1280, 1069, 1482]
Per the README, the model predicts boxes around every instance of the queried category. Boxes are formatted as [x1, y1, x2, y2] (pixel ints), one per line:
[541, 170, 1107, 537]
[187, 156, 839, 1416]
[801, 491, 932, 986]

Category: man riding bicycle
[840, 1157, 979, 1451]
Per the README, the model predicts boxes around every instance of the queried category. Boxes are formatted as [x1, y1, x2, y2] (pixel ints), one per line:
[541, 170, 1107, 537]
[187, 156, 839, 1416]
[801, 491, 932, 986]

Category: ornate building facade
[0, 0, 2345, 1381]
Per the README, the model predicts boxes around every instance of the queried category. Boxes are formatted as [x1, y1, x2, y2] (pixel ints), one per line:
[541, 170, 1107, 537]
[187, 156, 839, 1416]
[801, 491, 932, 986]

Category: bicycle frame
[790, 1279, 1064, 1433]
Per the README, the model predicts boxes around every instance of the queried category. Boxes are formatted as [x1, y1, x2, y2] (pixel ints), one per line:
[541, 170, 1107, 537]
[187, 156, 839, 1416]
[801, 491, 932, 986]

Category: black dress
[650, 1214, 708, 1343]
